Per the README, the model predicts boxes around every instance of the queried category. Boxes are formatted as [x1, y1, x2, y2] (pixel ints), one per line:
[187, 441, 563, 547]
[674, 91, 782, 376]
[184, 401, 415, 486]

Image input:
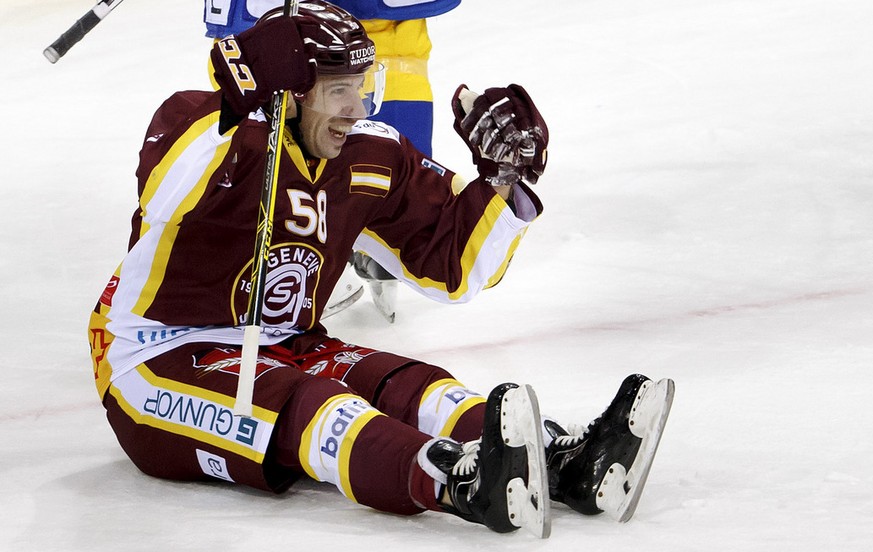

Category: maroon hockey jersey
[89, 90, 542, 398]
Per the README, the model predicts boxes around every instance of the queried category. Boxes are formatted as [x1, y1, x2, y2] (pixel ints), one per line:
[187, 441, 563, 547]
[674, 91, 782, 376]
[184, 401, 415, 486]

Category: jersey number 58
[285, 189, 328, 243]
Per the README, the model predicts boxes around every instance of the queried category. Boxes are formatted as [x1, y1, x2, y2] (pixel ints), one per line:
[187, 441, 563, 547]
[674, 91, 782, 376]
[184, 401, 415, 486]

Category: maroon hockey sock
[448, 401, 486, 442]
[408, 460, 442, 512]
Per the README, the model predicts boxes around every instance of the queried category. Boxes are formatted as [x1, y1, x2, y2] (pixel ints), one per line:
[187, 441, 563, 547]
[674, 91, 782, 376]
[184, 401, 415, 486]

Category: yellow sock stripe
[419, 378, 485, 437]
[438, 395, 486, 437]
[298, 394, 385, 501]
[299, 395, 351, 480]
[419, 378, 462, 408]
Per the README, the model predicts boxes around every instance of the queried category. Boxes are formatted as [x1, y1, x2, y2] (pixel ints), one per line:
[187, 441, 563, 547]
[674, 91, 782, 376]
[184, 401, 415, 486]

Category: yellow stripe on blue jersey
[362, 19, 432, 103]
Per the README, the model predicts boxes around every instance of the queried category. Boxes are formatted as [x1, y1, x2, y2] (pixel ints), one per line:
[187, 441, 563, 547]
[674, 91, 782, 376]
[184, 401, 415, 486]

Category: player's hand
[211, 15, 317, 117]
[452, 84, 548, 186]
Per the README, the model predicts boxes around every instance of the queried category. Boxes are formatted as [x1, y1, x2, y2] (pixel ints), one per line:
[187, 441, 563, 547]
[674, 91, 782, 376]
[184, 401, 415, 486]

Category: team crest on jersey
[231, 243, 323, 329]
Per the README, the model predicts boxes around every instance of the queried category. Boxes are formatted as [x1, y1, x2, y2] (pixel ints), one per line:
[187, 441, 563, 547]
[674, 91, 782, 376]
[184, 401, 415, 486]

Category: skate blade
[596, 378, 675, 522]
[501, 385, 551, 539]
[321, 286, 364, 319]
[368, 280, 397, 323]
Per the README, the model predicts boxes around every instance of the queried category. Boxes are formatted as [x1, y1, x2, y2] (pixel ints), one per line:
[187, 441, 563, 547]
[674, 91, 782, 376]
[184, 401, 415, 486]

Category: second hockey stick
[43, 0, 127, 63]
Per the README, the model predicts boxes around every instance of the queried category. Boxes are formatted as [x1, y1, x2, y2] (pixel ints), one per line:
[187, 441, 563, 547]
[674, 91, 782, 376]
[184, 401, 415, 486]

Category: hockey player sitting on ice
[204, 0, 464, 322]
[88, 1, 674, 538]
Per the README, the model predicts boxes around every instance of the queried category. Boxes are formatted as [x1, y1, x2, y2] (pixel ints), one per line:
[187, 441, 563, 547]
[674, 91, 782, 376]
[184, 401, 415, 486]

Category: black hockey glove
[452, 84, 549, 187]
[211, 15, 317, 117]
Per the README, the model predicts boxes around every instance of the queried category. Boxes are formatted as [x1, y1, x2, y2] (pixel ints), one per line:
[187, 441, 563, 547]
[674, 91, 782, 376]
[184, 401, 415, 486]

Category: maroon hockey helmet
[260, 1, 376, 75]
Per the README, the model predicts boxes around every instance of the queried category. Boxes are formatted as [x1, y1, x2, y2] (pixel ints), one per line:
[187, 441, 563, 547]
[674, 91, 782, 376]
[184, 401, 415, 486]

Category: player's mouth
[329, 125, 352, 143]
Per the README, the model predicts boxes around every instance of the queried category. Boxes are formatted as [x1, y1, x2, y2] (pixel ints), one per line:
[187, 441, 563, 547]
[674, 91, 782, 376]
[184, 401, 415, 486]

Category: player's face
[298, 75, 368, 159]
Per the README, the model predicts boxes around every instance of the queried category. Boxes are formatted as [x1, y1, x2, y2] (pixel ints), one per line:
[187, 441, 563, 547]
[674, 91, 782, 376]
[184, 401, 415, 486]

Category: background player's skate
[353, 251, 398, 322]
[321, 261, 365, 319]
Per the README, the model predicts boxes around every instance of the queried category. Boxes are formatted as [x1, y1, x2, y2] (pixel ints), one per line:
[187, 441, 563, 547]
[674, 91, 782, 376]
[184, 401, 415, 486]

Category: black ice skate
[421, 383, 550, 538]
[544, 374, 674, 522]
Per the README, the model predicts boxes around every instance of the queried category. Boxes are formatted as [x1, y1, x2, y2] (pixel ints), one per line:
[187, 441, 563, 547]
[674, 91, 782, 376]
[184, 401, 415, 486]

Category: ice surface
[2, 0, 872, 550]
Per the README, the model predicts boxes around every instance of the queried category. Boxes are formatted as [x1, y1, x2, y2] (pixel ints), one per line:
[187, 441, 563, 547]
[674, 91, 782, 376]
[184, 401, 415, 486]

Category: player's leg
[103, 342, 315, 491]
[351, 250, 398, 323]
[266, 334, 486, 442]
[415, 383, 549, 537]
[371, 366, 676, 523]
[270, 379, 548, 536]
[308, 338, 675, 523]
[103, 339, 545, 534]
[264, 336, 549, 535]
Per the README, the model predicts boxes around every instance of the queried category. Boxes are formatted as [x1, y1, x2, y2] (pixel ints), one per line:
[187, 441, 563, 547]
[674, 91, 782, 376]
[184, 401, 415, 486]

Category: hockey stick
[43, 0, 126, 63]
[234, 0, 298, 417]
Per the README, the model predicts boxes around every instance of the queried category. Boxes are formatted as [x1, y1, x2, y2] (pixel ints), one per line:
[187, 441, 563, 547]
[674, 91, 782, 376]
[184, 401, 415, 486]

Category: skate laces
[452, 439, 481, 476]
[554, 423, 589, 447]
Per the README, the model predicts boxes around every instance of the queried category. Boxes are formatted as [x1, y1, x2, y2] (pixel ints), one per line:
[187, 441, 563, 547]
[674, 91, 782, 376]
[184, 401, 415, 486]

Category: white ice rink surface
[2, 0, 872, 550]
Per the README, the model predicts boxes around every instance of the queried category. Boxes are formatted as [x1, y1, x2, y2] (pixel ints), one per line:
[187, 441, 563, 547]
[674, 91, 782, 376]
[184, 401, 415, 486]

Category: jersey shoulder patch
[350, 120, 401, 144]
